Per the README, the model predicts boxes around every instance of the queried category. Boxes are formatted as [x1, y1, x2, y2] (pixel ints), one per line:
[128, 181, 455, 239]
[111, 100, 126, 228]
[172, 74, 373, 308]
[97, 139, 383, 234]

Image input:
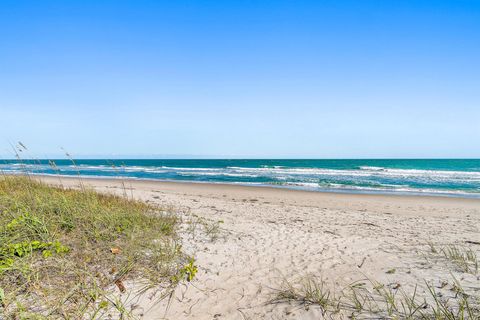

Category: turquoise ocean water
[1, 159, 480, 198]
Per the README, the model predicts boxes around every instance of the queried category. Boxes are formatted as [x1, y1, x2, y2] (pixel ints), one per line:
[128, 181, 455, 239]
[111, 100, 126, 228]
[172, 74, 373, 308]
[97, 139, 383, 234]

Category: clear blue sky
[1, 0, 479, 158]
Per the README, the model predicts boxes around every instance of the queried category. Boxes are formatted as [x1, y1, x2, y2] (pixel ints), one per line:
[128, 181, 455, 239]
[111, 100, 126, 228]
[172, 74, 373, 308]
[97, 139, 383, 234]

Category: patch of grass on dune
[271, 274, 480, 319]
[272, 242, 480, 318]
[0, 176, 192, 319]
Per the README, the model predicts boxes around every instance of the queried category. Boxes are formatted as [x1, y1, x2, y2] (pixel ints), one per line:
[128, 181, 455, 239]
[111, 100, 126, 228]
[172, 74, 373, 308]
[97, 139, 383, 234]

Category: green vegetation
[0, 176, 193, 319]
[271, 276, 337, 316]
[272, 275, 480, 319]
[186, 214, 224, 242]
[441, 245, 478, 275]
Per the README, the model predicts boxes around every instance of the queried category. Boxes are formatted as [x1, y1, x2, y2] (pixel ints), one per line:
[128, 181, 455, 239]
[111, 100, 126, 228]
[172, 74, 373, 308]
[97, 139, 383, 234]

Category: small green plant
[173, 258, 198, 283]
[0, 240, 68, 258]
[183, 258, 198, 282]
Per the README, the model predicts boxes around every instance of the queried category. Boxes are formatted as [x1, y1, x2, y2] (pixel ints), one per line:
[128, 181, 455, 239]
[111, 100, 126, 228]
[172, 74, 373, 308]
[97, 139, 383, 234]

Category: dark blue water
[1, 159, 480, 197]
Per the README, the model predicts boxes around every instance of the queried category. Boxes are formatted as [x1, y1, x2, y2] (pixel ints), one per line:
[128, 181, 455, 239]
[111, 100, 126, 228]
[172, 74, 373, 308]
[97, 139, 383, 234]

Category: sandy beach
[38, 176, 480, 319]
[3, 0, 480, 317]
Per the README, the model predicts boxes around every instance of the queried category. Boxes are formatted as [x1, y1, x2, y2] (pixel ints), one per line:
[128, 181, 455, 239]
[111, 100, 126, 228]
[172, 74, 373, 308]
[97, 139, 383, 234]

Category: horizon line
[1, 156, 480, 160]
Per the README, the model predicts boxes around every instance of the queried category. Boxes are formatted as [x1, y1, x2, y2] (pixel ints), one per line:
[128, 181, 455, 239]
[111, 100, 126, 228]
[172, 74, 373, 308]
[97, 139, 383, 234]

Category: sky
[0, 0, 479, 159]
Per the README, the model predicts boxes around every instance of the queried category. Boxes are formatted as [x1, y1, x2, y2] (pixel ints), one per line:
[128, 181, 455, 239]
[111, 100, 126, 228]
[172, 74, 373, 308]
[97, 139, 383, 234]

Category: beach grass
[0, 175, 191, 319]
[271, 242, 480, 319]
[271, 274, 480, 319]
[441, 245, 479, 275]
[270, 276, 339, 316]
[185, 214, 224, 242]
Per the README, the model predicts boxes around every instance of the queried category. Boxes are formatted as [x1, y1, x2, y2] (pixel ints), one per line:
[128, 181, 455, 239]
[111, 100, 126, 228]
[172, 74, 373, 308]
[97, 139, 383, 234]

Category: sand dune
[39, 177, 480, 319]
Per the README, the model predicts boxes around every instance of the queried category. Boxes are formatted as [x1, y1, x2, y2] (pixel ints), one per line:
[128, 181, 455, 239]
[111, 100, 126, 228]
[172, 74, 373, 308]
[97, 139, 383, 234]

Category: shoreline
[35, 175, 480, 212]
[15, 172, 480, 201]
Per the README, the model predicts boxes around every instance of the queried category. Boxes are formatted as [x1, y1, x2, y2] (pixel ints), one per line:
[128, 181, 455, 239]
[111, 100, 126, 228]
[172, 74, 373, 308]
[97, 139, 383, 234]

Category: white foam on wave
[177, 171, 259, 178]
[359, 166, 385, 171]
[280, 181, 479, 196]
[161, 166, 224, 171]
[227, 166, 480, 182]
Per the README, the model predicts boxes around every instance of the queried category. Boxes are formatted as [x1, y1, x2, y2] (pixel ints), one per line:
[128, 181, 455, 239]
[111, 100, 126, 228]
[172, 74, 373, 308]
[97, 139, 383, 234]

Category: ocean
[1, 159, 480, 198]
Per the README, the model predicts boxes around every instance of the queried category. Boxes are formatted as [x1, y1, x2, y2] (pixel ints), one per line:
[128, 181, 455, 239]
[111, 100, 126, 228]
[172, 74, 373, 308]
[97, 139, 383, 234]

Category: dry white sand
[39, 176, 480, 319]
